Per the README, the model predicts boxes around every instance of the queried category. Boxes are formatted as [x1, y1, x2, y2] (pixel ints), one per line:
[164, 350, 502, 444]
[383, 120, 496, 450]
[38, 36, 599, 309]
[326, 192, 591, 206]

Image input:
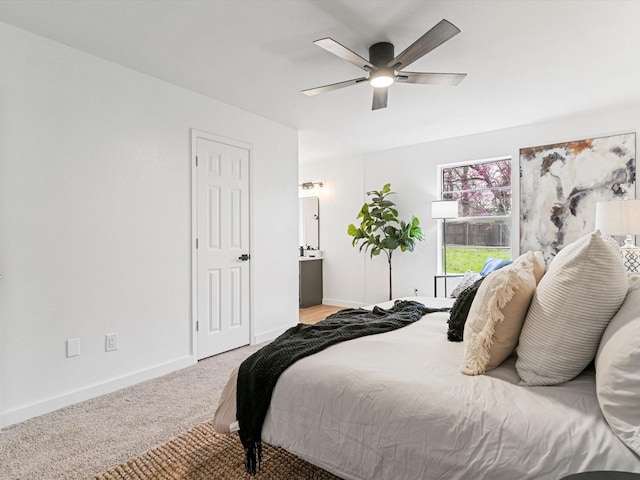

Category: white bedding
[261, 297, 640, 480]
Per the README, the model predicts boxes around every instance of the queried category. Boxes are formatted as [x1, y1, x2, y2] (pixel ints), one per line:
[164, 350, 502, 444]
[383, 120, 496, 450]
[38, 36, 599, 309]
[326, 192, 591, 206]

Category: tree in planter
[347, 183, 424, 301]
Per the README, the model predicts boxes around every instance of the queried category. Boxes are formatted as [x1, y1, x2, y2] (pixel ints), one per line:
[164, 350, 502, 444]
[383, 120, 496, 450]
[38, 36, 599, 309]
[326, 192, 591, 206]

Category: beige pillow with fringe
[461, 251, 544, 375]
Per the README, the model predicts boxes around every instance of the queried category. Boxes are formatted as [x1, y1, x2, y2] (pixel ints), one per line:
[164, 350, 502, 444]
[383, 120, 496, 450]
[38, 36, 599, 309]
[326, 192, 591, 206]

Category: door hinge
[196, 238, 199, 249]
[195, 156, 198, 167]
[196, 321, 199, 332]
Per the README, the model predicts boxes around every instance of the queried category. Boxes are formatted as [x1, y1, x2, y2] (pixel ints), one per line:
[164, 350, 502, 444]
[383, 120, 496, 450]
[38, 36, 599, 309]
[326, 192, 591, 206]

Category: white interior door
[195, 135, 250, 359]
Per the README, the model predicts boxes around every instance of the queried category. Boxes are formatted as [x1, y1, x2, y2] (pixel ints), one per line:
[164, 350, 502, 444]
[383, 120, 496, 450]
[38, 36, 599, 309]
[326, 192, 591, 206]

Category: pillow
[595, 276, 640, 456]
[516, 230, 628, 386]
[479, 257, 512, 276]
[461, 251, 545, 375]
[447, 278, 484, 342]
[450, 270, 482, 298]
[213, 366, 239, 434]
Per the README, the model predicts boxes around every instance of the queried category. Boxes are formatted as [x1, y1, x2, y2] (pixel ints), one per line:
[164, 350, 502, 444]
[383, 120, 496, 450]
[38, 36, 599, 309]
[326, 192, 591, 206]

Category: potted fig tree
[347, 183, 424, 301]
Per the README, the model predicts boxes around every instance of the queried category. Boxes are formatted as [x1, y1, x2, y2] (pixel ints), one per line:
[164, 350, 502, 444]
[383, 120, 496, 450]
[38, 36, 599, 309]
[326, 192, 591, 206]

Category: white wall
[299, 155, 366, 307]
[301, 101, 640, 307]
[0, 23, 299, 427]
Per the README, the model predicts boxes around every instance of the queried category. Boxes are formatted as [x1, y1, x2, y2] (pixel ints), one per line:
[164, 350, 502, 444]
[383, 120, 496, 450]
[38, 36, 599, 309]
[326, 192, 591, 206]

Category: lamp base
[620, 236, 640, 273]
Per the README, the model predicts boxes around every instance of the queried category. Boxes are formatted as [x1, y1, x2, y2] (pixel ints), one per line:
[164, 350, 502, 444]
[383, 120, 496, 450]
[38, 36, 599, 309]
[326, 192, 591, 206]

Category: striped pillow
[515, 231, 628, 386]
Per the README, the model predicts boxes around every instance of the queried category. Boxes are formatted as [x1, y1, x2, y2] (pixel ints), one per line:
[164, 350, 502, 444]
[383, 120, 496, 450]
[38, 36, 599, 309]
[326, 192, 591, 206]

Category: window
[439, 157, 512, 273]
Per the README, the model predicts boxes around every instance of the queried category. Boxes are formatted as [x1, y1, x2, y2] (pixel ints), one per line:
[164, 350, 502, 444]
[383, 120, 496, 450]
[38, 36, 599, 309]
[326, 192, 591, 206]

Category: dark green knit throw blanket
[236, 300, 450, 474]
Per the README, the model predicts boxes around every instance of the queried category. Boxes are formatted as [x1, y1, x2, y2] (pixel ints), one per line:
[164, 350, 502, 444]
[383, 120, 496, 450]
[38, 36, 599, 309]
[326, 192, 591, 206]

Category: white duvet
[261, 297, 640, 480]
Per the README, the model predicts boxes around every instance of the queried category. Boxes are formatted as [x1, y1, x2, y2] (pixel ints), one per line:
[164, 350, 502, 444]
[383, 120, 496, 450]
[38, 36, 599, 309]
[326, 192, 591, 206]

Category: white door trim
[190, 129, 254, 359]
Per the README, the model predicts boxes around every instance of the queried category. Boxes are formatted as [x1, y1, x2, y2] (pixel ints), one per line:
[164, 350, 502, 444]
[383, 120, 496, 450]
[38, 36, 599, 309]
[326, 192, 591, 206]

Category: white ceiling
[1, 0, 640, 163]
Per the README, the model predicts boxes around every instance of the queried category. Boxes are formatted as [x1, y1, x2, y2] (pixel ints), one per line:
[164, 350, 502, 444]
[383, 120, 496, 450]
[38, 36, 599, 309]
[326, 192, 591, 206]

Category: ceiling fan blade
[396, 71, 467, 86]
[302, 77, 368, 96]
[387, 19, 461, 71]
[372, 87, 388, 110]
[314, 38, 375, 72]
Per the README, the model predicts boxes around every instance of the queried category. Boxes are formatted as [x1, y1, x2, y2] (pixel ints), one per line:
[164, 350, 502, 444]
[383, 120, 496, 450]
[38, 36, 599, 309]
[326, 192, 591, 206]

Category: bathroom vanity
[299, 196, 323, 307]
[299, 257, 323, 307]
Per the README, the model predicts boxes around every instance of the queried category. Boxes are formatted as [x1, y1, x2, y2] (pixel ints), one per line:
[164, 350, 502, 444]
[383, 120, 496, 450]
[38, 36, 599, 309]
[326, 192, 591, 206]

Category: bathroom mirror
[299, 196, 319, 249]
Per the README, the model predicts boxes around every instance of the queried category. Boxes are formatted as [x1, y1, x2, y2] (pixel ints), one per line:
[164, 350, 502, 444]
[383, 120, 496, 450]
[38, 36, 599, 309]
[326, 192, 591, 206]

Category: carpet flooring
[92, 421, 340, 480]
[1, 344, 268, 479]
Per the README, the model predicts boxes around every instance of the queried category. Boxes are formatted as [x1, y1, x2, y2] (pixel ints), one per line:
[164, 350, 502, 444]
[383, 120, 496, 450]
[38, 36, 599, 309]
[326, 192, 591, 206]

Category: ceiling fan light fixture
[369, 69, 394, 88]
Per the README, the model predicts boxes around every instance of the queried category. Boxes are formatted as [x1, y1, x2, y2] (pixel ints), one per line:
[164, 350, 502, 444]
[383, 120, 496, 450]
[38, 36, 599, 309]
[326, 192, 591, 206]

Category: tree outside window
[440, 158, 512, 273]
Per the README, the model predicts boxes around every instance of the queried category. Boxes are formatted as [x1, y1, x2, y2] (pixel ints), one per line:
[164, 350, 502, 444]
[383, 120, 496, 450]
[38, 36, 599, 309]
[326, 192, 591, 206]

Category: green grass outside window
[446, 246, 511, 273]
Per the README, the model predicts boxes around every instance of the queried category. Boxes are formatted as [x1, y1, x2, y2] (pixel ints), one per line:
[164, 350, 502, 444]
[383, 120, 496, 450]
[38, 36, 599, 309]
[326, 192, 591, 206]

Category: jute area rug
[92, 421, 342, 480]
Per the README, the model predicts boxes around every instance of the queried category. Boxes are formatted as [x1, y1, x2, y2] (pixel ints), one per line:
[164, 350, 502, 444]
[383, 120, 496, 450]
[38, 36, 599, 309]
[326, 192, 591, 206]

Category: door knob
[238, 254, 251, 261]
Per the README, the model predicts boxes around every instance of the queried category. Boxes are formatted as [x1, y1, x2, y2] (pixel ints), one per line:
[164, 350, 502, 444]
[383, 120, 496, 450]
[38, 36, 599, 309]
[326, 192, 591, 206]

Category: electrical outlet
[105, 333, 118, 352]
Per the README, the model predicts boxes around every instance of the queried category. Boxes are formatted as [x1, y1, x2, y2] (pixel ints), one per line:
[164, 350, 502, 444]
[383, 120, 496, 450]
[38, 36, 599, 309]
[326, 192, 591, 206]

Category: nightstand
[433, 273, 464, 298]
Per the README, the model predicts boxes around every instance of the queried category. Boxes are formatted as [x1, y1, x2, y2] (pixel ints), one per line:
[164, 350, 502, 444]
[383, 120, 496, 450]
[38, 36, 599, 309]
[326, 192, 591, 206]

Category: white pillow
[213, 367, 238, 434]
[461, 251, 544, 375]
[516, 231, 628, 386]
[451, 270, 482, 298]
[595, 276, 640, 455]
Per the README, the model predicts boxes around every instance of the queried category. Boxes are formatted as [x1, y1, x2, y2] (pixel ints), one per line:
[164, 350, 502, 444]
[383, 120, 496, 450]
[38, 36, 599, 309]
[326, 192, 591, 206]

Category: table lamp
[431, 200, 459, 295]
[595, 199, 640, 273]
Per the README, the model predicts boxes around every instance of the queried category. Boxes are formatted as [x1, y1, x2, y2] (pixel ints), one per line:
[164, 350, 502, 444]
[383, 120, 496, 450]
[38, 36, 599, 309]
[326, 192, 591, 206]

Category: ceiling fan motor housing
[369, 42, 394, 67]
[368, 42, 395, 88]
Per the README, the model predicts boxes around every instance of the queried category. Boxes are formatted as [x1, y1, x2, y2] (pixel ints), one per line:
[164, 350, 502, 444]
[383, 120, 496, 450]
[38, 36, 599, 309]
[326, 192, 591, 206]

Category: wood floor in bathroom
[299, 304, 344, 324]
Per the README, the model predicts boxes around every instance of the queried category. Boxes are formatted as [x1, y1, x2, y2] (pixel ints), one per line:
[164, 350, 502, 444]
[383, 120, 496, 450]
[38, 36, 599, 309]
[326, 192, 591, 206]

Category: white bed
[259, 296, 640, 480]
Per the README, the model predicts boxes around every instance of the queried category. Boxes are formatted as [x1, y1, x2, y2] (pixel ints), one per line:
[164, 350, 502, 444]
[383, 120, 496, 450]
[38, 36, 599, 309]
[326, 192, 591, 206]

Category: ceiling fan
[302, 19, 466, 110]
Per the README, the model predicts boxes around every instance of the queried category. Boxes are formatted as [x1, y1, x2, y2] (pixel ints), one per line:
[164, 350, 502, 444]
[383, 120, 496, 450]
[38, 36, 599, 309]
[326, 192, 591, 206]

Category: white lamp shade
[431, 200, 459, 219]
[595, 199, 640, 235]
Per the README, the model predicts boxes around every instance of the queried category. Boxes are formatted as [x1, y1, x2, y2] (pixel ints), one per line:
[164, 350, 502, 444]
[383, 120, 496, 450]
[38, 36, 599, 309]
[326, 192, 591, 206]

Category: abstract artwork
[520, 133, 636, 261]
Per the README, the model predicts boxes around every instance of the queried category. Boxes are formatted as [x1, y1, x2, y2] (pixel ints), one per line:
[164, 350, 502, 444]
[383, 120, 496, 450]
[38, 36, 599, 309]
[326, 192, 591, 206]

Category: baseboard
[1, 355, 196, 428]
[322, 298, 364, 309]
[253, 324, 294, 345]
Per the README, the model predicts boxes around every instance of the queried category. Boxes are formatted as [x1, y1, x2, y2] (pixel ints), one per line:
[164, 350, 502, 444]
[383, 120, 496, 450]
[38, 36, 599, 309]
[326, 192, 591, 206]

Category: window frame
[435, 156, 513, 275]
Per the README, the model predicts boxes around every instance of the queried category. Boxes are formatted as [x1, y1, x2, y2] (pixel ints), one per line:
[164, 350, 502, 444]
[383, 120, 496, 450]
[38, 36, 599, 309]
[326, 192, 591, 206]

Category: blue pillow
[479, 257, 512, 277]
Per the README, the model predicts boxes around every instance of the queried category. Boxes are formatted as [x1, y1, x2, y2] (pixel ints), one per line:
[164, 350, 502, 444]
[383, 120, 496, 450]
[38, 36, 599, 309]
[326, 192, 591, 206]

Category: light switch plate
[67, 338, 80, 357]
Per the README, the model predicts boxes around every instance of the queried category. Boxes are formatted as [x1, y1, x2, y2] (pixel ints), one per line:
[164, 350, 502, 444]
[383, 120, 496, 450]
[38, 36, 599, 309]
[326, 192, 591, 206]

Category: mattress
[261, 297, 640, 480]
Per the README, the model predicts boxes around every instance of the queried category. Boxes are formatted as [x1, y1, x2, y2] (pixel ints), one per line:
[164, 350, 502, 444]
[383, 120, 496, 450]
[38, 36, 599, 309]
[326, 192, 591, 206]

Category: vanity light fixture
[300, 181, 324, 190]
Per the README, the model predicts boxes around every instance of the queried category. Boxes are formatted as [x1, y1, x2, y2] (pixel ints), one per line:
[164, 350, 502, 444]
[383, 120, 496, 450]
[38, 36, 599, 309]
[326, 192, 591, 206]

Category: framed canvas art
[519, 133, 636, 261]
